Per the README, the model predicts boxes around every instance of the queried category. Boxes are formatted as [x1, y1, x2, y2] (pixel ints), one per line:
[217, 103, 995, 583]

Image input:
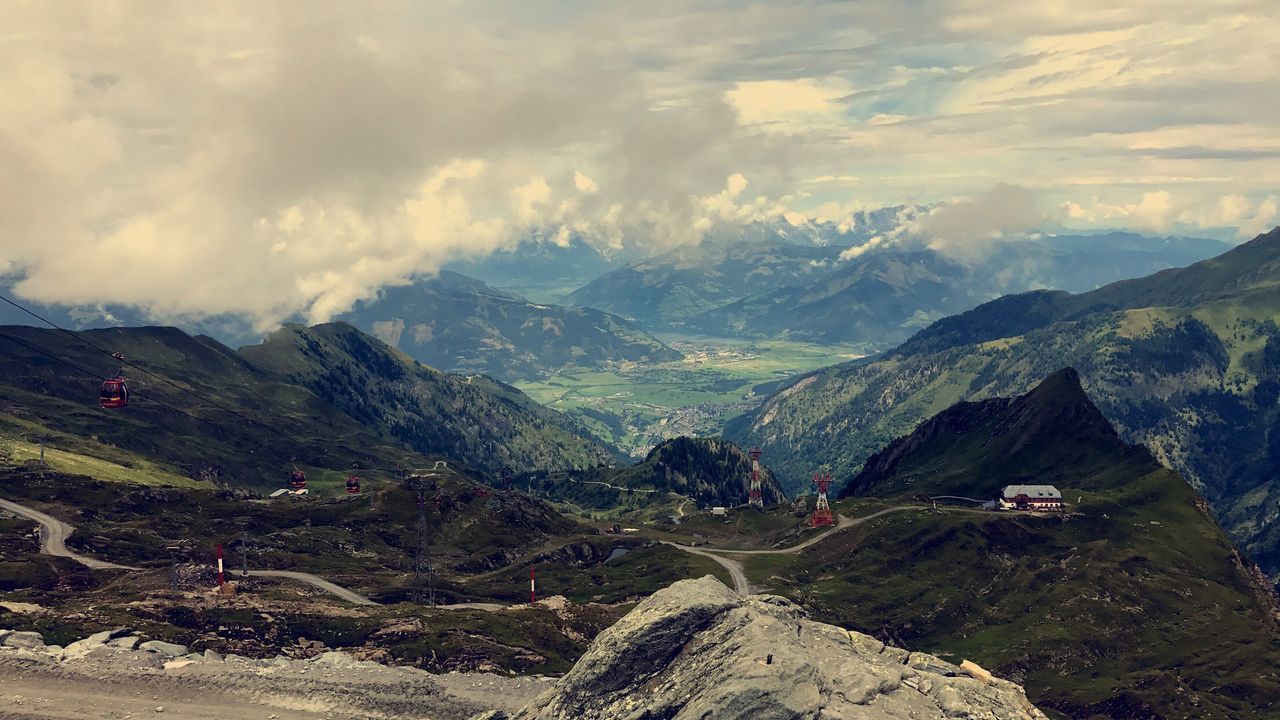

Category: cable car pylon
[811, 472, 834, 527]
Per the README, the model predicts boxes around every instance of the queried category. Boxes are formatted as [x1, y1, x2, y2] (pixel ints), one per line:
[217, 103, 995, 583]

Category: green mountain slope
[340, 271, 680, 381]
[754, 370, 1280, 719]
[0, 323, 615, 488]
[845, 368, 1157, 499]
[239, 322, 619, 475]
[727, 226, 1280, 575]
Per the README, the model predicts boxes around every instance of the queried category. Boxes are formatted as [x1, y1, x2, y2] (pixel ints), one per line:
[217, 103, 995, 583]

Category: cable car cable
[1, 297, 479, 490]
[0, 294, 315, 453]
[0, 331, 213, 428]
[0, 321, 419, 492]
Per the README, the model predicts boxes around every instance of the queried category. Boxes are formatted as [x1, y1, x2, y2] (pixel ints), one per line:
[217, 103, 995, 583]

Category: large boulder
[311, 651, 363, 669]
[2, 631, 45, 650]
[140, 640, 189, 657]
[511, 576, 1046, 720]
[64, 627, 135, 659]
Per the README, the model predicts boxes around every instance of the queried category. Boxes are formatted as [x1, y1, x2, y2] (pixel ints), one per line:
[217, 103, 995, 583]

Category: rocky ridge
[491, 576, 1046, 720]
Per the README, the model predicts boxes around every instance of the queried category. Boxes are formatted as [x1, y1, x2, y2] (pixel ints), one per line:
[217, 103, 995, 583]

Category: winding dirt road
[0, 495, 378, 605]
[665, 507, 915, 594]
[0, 497, 135, 570]
[240, 569, 377, 606]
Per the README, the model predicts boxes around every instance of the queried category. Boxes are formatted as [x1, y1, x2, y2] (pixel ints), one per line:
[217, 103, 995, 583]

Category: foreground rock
[510, 576, 1047, 720]
[2, 630, 550, 719]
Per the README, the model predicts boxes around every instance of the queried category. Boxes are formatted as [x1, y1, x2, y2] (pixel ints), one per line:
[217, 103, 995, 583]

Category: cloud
[1177, 193, 1280, 238]
[573, 171, 599, 194]
[0, 2, 808, 328]
[833, 185, 1042, 262]
[0, 0, 1276, 329]
[724, 77, 854, 128]
[903, 184, 1044, 259]
[1061, 191, 1277, 238]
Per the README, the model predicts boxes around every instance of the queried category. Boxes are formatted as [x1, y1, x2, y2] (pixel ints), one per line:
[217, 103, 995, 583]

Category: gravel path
[665, 507, 917, 593]
[0, 497, 135, 571]
[0, 495, 377, 605]
[0, 645, 550, 720]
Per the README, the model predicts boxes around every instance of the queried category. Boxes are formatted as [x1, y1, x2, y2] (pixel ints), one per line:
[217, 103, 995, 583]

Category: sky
[2, 0, 1278, 328]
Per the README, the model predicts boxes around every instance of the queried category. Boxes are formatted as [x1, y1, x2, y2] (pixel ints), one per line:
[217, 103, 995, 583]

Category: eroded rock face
[511, 576, 1047, 720]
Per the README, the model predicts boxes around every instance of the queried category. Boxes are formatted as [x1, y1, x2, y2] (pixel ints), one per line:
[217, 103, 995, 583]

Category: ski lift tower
[748, 449, 764, 508]
[811, 472, 834, 527]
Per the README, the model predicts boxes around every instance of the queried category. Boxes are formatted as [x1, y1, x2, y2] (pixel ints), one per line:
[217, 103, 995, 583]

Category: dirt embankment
[0, 636, 551, 720]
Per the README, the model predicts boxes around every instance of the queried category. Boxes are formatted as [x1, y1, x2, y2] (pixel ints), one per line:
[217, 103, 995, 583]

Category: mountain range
[443, 230, 622, 302]
[4, 310, 1280, 717]
[568, 232, 1230, 349]
[564, 240, 845, 327]
[338, 271, 680, 381]
[727, 226, 1280, 576]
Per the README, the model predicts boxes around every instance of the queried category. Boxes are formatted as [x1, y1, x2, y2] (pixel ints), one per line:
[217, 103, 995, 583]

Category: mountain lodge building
[999, 484, 1064, 511]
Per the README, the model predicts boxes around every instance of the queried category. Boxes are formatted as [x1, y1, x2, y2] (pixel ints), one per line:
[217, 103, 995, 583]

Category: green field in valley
[514, 336, 863, 457]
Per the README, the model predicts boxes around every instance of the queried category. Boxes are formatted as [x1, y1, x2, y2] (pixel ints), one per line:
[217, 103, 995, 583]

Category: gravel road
[0, 644, 549, 720]
[0, 495, 379, 605]
[665, 507, 916, 593]
[0, 497, 134, 571]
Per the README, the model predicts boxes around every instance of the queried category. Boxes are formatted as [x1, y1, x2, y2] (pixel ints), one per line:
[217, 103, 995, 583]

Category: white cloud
[1059, 191, 1278, 238]
[910, 184, 1044, 259]
[804, 175, 860, 185]
[1, 0, 1277, 329]
[513, 177, 554, 223]
[1177, 193, 1280, 238]
[724, 77, 853, 128]
[573, 171, 599, 194]
[1065, 191, 1174, 232]
[0, 2, 808, 327]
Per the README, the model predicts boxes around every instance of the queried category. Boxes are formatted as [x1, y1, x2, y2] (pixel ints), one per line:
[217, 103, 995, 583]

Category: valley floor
[515, 336, 864, 456]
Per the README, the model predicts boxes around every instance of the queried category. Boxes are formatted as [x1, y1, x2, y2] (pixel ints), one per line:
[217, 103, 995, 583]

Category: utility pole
[234, 517, 250, 579]
[413, 489, 424, 604]
[165, 545, 181, 592]
[426, 494, 436, 607]
[215, 544, 225, 587]
[748, 449, 764, 508]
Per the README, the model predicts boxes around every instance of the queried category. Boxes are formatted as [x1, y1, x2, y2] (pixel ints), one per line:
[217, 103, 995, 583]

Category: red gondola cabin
[345, 475, 361, 494]
[100, 377, 129, 409]
[289, 470, 307, 490]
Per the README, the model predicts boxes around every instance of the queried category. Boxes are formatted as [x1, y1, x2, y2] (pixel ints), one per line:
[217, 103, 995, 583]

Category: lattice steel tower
[811, 472, 834, 527]
[748, 448, 764, 508]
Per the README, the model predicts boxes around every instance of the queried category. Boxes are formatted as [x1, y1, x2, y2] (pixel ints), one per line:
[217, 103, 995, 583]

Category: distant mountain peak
[843, 368, 1156, 500]
[1016, 366, 1091, 413]
[338, 270, 680, 381]
[621, 436, 787, 507]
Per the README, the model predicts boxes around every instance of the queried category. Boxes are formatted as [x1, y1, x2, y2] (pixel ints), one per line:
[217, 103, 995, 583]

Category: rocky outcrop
[510, 576, 1047, 720]
[2, 630, 45, 650]
[140, 640, 190, 657]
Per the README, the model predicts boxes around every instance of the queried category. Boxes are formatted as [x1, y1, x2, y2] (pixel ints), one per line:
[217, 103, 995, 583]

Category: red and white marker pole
[530, 565, 536, 604]
[215, 544, 225, 586]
